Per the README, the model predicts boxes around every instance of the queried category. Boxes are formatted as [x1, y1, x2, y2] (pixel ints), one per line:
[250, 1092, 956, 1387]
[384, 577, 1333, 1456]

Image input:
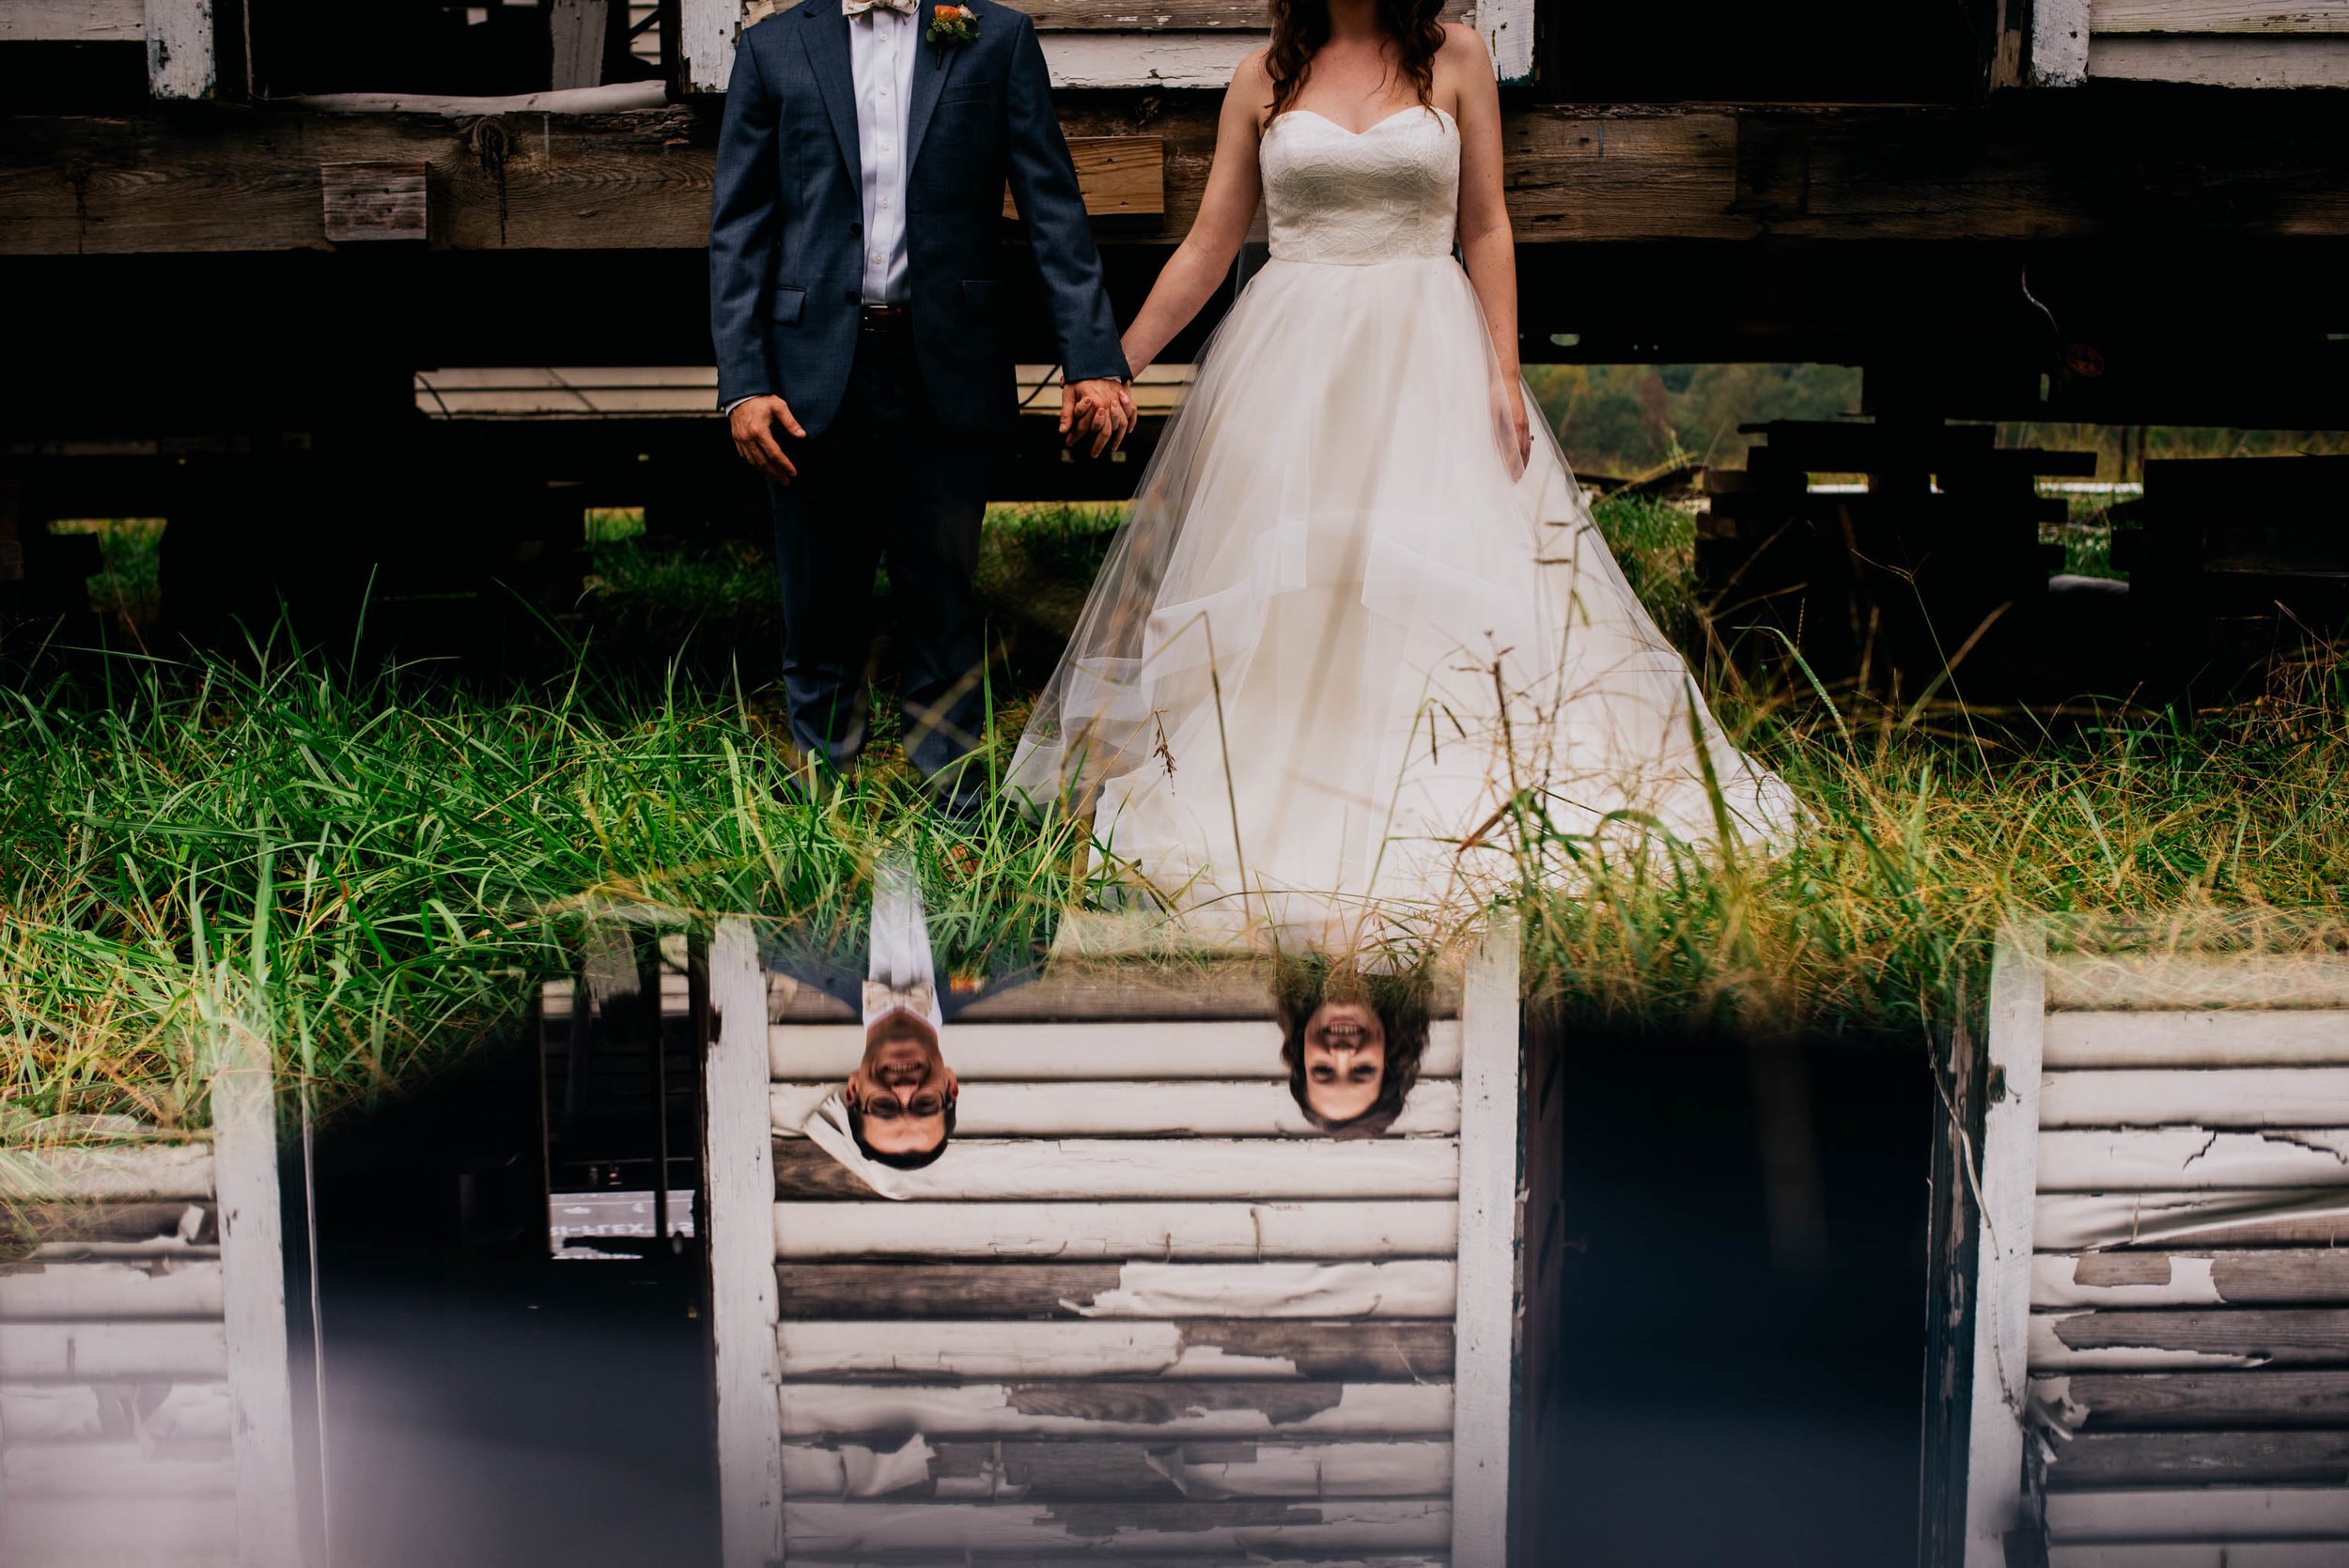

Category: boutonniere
[927, 3, 977, 45]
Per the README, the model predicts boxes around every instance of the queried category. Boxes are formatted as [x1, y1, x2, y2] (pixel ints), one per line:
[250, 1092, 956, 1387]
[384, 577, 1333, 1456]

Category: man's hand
[730, 396, 806, 484]
[1060, 377, 1135, 459]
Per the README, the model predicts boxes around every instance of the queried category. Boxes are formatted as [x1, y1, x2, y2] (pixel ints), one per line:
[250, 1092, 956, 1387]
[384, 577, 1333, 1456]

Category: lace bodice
[1261, 105, 1460, 265]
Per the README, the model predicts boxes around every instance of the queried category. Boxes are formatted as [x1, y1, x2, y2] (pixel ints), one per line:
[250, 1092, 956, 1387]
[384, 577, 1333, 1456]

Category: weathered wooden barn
[5, 0, 2345, 670]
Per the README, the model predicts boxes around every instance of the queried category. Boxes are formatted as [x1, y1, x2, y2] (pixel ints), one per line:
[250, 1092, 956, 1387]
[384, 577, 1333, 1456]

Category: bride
[1007, 0, 1798, 949]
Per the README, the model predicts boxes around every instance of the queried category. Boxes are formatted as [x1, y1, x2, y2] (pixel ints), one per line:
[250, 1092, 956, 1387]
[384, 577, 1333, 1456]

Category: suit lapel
[800, 0, 863, 194]
[903, 0, 962, 172]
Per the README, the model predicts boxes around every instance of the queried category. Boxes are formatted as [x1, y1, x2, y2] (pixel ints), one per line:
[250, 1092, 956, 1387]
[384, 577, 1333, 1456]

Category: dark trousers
[769, 321, 992, 802]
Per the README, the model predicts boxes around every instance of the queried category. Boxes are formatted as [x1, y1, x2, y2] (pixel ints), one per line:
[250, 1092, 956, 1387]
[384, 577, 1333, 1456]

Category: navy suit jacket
[708, 0, 1128, 436]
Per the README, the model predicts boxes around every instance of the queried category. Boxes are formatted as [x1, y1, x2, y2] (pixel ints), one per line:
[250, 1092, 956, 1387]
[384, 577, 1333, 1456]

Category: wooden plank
[0, 1320, 226, 1380]
[2046, 955, 2349, 1012]
[0, 1258, 224, 1319]
[2036, 1250, 2349, 1308]
[2032, 1307, 2349, 1370]
[5, 1495, 236, 1563]
[2038, 0, 2095, 83]
[2095, 0, 2349, 34]
[680, 0, 734, 92]
[2039, 1126, 2349, 1191]
[2047, 1428, 2349, 1487]
[1967, 925, 2046, 1566]
[549, 0, 611, 91]
[776, 958, 1468, 1024]
[2044, 1010, 2349, 1067]
[1451, 917, 1517, 1568]
[707, 917, 786, 1568]
[776, 1319, 1454, 1380]
[772, 1079, 1463, 1139]
[779, 1437, 1453, 1500]
[0, 1381, 231, 1441]
[0, 1144, 213, 1203]
[0, 1202, 212, 1251]
[3, 1437, 236, 1496]
[1478, 0, 1533, 81]
[2038, 1369, 2349, 1428]
[779, 1380, 1455, 1439]
[772, 1137, 1460, 1202]
[2050, 1483, 2349, 1540]
[2039, 1190, 2349, 1250]
[0, 0, 144, 41]
[2090, 32, 2349, 81]
[1003, 137, 1163, 221]
[145, 0, 216, 99]
[2053, 1546, 2349, 1568]
[783, 1498, 1451, 1554]
[2043, 1066, 2349, 1126]
[775, 1201, 1460, 1261]
[770, 1019, 1465, 1081]
[319, 161, 429, 243]
[210, 1015, 300, 1568]
[775, 1261, 1458, 1320]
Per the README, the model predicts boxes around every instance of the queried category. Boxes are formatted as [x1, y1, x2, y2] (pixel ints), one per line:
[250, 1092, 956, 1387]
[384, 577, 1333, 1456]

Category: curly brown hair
[1265, 0, 1449, 124]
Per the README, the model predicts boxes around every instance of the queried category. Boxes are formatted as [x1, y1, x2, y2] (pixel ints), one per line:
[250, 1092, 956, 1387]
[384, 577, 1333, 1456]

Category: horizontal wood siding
[0, 0, 144, 42]
[708, 927, 1507, 1561]
[1977, 948, 2349, 1561]
[2091, 0, 2349, 81]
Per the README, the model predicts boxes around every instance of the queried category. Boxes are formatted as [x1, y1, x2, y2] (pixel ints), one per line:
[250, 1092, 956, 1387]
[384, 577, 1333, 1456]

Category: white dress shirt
[724, 5, 916, 417]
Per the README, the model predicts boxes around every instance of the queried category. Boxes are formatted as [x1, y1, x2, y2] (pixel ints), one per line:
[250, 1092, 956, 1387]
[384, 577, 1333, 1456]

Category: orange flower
[936, 5, 962, 17]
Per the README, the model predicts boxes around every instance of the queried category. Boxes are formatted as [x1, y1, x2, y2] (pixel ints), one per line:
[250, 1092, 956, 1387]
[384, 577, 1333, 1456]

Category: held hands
[1061, 377, 1136, 458]
[731, 396, 806, 484]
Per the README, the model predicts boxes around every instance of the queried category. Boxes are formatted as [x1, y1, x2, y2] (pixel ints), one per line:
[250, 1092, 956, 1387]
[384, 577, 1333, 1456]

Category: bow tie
[842, 0, 918, 17]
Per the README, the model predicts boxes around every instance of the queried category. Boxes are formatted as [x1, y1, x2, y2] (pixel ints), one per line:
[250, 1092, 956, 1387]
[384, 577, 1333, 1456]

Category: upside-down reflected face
[1300, 1000, 1387, 1124]
[846, 1013, 957, 1157]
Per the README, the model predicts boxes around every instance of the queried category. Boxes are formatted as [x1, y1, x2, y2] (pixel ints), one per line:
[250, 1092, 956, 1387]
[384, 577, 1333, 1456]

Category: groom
[709, 0, 1133, 811]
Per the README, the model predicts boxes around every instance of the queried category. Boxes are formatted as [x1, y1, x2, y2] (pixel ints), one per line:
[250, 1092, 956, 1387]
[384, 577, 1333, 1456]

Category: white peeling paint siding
[1962, 939, 2349, 1563]
[144, 0, 215, 98]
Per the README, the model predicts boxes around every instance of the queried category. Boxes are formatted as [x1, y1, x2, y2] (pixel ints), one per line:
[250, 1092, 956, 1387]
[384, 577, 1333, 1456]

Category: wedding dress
[1007, 104, 1798, 948]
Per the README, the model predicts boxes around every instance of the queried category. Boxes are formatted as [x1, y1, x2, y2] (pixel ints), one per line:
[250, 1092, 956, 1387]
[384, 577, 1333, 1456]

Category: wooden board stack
[1964, 934, 2349, 1568]
[701, 916, 1523, 1567]
[0, 1069, 298, 1568]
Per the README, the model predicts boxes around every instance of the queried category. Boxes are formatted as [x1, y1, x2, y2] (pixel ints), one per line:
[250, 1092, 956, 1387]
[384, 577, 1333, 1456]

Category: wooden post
[550, 0, 612, 91]
[1479, 0, 1536, 83]
[144, 0, 216, 99]
[1962, 924, 2046, 1567]
[679, 0, 737, 94]
[211, 1024, 301, 1568]
[2030, 0, 2092, 85]
[1453, 914, 1521, 1568]
[705, 917, 785, 1568]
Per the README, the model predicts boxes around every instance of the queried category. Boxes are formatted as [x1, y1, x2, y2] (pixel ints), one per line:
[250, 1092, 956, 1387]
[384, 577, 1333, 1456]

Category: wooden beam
[2046, 953, 2349, 1011]
[2033, 1368, 2349, 1426]
[319, 161, 429, 244]
[2044, 1009, 2349, 1067]
[0, 1143, 214, 1202]
[2036, 0, 2094, 83]
[782, 1498, 1452, 1555]
[209, 1019, 301, 1568]
[2094, 0, 2349, 33]
[1965, 924, 2046, 1568]
[2089, 33, 2349, 85]
[771, 1136, 1461, 1202]
[0, 1381, 230, 1442]
[2032, 1306, 2349, 1371]
[776, 1317, 1455, 1380]
[779, 1378, 1455, 1438]
[1450, 916, 1518, 1568]
[0, 1320, 227, 1379]
[143, 0, 215, 99]
[772, 1199, 1461, 1261]
[774, 1260, 1458, 1319]
[704, 917, 785, 1568]
[2046, 1427, 2349, 1487]
[779, 1437, 1454, 1500]
[0, 0, 143, 41]
[1003, 136, 1163, 221]
[2048, 1483, 2349, 1542]
[0, 1258, 224, 1319]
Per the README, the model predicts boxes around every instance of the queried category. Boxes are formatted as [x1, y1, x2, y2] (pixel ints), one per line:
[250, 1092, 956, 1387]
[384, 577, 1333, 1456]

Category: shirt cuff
[722, 396, 765, 416]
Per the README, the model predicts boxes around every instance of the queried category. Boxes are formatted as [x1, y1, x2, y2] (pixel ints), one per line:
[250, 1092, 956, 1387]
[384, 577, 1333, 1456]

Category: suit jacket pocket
[769, 285, 807, 324]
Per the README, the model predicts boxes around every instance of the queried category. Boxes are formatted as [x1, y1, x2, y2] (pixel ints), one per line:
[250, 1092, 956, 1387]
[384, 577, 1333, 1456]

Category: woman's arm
[1447, 25, 1529, 465]
[1119, 52, 1273, 377]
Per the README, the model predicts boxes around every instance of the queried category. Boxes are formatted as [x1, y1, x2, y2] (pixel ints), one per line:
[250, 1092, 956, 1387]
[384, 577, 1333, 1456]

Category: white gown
[1008, 105, 1798, 950]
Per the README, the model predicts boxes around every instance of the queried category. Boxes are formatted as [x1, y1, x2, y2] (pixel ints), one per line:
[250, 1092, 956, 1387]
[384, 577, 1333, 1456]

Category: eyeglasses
[856, 1092, 949, 1121]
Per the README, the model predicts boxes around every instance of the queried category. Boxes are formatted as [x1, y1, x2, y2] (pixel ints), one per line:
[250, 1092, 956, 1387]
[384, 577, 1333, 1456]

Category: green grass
[5, 493, 2345, 1144]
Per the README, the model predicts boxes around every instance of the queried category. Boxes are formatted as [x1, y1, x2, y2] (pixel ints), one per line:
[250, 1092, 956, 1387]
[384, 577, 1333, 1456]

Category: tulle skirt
[1007, 254, 1800, 952]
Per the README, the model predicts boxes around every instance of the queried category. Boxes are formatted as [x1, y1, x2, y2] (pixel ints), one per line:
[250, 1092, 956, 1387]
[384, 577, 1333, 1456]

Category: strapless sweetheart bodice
[1260, 105, 1460, 266]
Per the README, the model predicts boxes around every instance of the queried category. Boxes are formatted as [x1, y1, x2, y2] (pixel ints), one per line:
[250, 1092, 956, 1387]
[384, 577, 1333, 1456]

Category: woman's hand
[1492, 375, 1532, 480]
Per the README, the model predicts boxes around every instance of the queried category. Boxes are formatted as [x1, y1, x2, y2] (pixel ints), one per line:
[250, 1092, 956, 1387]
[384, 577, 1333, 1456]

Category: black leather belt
[859, 304, 911, 332]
